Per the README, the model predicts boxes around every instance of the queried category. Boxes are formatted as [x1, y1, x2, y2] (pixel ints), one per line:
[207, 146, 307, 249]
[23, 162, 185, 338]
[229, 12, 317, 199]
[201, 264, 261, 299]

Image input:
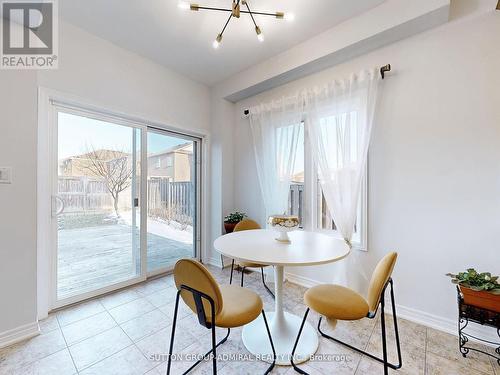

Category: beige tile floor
[1, 265, 498, 375]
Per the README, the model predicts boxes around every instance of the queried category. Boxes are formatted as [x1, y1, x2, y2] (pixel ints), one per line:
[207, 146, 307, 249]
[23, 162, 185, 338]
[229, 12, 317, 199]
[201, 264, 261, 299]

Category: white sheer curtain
[249, 96, 303, 220]
[305, 68, 381, 291]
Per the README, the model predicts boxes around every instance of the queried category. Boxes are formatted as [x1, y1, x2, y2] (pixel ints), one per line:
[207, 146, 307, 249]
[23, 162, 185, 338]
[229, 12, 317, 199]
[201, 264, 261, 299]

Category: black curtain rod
[380, 64, 391, 79]
[243, 64, 392, 116]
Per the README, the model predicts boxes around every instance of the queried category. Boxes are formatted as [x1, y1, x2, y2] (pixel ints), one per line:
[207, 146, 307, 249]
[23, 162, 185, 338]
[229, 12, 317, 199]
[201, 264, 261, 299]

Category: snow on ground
[121, 210, 193, 245]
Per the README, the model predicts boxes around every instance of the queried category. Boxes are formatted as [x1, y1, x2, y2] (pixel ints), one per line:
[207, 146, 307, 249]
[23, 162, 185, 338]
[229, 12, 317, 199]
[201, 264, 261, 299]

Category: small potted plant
[224, 211, 246, 234]
[446, 269, 500, 313]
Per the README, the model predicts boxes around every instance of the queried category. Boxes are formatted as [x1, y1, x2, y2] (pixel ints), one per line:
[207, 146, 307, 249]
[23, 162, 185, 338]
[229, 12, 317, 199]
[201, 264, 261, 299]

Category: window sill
[298, 228, 366, 252]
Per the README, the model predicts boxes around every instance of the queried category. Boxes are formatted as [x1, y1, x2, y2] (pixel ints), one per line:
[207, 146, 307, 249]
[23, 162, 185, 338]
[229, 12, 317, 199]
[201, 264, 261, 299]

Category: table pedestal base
[242, 311, 318, 365]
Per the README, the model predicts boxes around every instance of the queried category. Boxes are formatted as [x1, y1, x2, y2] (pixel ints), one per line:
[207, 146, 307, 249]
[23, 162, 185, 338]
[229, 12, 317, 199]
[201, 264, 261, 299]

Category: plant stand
[456, 287, 500, 365]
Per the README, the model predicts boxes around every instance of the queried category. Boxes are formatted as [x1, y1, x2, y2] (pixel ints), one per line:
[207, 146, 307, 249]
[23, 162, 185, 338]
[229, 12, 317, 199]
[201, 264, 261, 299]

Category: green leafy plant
[446, 269, 500, 294]
[224, 211, 246, 223]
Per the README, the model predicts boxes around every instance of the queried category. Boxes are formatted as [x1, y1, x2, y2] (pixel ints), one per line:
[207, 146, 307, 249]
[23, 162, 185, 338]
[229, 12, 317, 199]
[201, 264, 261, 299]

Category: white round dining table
[213, 229, 350, 365]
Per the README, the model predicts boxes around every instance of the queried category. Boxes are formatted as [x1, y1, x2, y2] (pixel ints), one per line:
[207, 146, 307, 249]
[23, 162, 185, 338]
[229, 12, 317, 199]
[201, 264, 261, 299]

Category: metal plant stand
[456, 287, 500, 365]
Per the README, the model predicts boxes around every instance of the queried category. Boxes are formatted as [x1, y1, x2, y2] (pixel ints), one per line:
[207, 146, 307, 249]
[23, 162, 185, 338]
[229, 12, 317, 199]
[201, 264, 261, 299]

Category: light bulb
[255, 26, 264, 42]
[284, 13, 295, 21]
[213, 34, 222, 49]
[178, 1, 189, 10]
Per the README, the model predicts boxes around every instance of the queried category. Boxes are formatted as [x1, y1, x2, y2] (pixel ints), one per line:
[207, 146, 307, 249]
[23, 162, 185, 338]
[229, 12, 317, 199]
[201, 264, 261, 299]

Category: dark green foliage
[447, 269, 500, 294]
[224, 211, 246, 223]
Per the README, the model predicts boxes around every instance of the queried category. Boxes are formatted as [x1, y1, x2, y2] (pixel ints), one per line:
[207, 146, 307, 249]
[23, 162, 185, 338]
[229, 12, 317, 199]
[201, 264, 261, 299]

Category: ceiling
[60, 0, 385, 86]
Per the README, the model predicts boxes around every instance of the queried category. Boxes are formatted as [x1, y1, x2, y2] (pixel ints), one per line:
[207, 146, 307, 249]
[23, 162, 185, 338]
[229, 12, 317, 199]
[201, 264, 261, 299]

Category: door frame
[37, 87, 209, 318]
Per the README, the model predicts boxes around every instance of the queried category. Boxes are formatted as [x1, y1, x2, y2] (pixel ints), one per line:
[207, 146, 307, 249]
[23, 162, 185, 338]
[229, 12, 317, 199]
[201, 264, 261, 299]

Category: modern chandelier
[178, 0, 294, 49]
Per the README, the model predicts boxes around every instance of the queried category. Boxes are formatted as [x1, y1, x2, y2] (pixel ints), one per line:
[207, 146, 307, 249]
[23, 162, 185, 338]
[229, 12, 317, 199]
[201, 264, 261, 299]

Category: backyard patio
[57, 223, 192, 299]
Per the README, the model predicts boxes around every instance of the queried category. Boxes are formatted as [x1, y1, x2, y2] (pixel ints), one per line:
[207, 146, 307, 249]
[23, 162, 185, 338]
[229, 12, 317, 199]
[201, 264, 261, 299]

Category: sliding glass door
[146, 129, 198, 274]
[56, 111, 142, 300]
[50, 104, 201, 306]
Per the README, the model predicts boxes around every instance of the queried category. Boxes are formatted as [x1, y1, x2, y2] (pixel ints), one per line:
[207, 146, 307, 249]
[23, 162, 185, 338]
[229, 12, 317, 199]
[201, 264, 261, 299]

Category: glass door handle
[52, 195, 65, 217]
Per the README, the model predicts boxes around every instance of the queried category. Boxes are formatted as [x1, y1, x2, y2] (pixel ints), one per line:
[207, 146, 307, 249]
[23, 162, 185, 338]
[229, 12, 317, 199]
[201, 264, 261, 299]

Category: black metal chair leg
[316, 279, 402, 371]
[220, 254, 224, 270]
[170, 285, 232, 375]
[290, 308, 310, 374]
[380, 296, 389, 375]
[181, 328, 231, 374]
[229, 259, 235, 284]
[261, 310, 277, 374]
[211, 321, 217, 374]
[166, 291, 181, 375]
[241, 266, 246, 287]
[261, 267, 275, 299]
[389, 279, 403, 366]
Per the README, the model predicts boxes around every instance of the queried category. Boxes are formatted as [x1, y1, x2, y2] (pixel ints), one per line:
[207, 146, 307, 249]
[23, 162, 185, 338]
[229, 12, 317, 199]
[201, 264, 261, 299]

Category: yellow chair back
[234, 219, 261, 232]
[174, 259, 223, 319]
[367, 252, 398, 312]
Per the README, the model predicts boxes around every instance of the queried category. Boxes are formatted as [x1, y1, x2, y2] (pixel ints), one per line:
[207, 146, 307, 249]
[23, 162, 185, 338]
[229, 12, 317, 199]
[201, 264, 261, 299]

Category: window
[155, 157, 161, 169]
[288, 123, 305, 227]
[318, 190, 337, 231]
[287, 118, 367, 250]
[166, 155, 173, 167]
[316, 176, 366, 247]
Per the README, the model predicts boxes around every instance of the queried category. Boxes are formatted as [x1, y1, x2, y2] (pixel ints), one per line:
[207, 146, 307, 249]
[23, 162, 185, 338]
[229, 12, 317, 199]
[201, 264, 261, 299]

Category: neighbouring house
[292, 171, 304, 184]
[59, 149, 130, 177]
[57, 145, 194, 214]
[147, 142, 193, 182]
[60, 144, 193, 182]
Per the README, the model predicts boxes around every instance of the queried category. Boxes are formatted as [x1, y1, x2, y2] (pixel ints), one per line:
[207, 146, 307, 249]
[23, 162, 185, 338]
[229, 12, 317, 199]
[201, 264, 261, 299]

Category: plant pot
[224, 221, 238, 234]
[460, 286, 500, 313]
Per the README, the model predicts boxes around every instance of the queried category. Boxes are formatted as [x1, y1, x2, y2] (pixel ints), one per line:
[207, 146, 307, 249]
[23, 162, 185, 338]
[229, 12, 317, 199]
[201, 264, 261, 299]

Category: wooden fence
[289, 183, 304, 226]
[58, 176, 194, 225]
[58, 176, 112, 213]
[147, 178, 193, 225]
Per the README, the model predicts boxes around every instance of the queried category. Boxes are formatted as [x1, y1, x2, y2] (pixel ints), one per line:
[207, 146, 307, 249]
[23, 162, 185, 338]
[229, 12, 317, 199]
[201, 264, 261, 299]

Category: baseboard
[285, 271, 499, 346]
[205, 256, 224, 268]
[284, 271, 321, 288]
[0, 322, 40, 349]
[394, 304, 498, 345]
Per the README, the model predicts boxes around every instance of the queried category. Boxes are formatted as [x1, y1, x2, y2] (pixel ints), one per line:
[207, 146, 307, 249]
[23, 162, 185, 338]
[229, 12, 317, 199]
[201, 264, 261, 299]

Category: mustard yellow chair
[167, 259, 276, 375]
[228, 219, 275, 298]
[291, 252, 402, 375]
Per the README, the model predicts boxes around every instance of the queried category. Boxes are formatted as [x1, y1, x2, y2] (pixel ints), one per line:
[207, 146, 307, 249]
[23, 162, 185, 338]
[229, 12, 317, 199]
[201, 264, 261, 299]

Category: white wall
[219, 0, 451, 102]
[38, 22, 210, 132]
[208, 89, 235, 266]
[0, 20, 211, 343]
[228, 4, 500, 328]
[0, 70, 38, 339]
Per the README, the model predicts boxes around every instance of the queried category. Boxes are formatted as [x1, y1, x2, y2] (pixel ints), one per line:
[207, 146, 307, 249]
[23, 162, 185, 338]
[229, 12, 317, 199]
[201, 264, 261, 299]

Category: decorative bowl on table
[268, 215, 300, 243]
